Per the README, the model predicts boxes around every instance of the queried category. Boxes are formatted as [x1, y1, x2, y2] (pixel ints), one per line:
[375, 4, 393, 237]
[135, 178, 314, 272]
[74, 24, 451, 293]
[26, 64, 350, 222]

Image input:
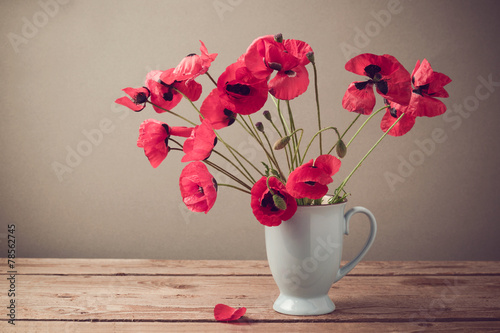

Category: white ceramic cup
[265, 200, 377, 315]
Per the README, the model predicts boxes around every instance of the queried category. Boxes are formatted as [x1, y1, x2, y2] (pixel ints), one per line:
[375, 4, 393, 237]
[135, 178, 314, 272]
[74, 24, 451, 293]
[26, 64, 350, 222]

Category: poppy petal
[214, 304, 247, 321]
[137, 119, 170, 168]
[342, 81, 376, 115]
[380, 109, 416, 137]
[268, 65, 309, 100]
[314, 154, 342, 177]
[115, 96, 145, 112]
[408, 93, 448, 117]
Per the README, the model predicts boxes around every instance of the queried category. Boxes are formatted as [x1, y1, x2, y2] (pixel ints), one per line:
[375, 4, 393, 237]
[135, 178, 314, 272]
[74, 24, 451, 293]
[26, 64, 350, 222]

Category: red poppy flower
[286, 155, 341, 200]
[199, 88, 237, 129]
[146, 69, 202, 113]
[217, 60, 268, 115]
[250, 176, 297, 227]
[165, 41, 217, 84]
[214, 304, 246, 321]
[244, 35, 313, 100]
[342, 53, 411, 115]
[179, 162, 217, 214]
[405, 59, 452, 117]
[115, 87, 150, 112]
[137, 119, 192, 168]
[181, 120, 217, 162]
[380, 100, 416, 137]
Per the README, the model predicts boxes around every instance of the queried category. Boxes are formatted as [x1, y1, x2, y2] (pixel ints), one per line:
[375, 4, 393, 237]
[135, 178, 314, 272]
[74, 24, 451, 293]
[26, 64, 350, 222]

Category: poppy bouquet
[116, 34, 451, 227]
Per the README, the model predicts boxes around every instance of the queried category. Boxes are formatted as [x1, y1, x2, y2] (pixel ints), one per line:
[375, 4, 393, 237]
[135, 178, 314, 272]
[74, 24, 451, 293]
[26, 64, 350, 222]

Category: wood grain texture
[1, 259, 499, 332]
[3, 321, 500, 333]
[2, 258, 500, 276]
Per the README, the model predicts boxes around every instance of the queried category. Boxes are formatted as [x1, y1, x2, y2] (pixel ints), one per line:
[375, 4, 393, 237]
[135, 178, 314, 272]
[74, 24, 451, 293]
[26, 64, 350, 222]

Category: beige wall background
[1, 0, 499, 261]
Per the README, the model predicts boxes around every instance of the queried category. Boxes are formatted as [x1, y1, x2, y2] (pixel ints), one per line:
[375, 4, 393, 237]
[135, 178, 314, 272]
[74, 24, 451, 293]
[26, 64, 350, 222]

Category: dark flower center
[226, 83, 251, 96]
[413, 83, 429, 96]
[134, 92, 148, 104]
[186, 53, 197, 57]
[305, 181, 317, 186]
[198, 186, 204, 194]
[285, 70, 296, 77]
[376, 80, 388, 95]
[163, 90, 174, 101]
[212, 178, 218, 192]
[161, 124, 170, 146]
[261, 191, 282, 212]
[389, 107, 398, 118]
[364, 64, 382, 79]
[354, 81, 370, 90]
[223, 109, 237, 126]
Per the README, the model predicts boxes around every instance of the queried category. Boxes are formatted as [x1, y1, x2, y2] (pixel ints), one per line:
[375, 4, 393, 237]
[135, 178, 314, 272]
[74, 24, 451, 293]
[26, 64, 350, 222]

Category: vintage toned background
[1, 0, 499, 261]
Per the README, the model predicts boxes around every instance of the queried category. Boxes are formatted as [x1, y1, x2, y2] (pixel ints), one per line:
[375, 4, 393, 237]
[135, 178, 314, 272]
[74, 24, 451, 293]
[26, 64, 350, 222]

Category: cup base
[272, 293, 335, 316]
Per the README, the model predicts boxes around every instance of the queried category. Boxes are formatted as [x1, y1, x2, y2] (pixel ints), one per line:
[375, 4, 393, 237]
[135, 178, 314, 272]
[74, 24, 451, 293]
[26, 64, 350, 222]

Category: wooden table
[1, 259, 499, 332]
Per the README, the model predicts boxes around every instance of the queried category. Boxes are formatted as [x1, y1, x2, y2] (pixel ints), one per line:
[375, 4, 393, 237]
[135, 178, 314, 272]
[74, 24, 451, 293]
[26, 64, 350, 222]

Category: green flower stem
[272, 97, 291, 135]
[301, 127, 340, 164]
[173, 88, 202, 115]
[327, 113, 361, 155]
[286, 100, 302, 164]
[311, 61, 322, 154]
[332, 112, 405, 203]
[168, 138, 184, 149]
[346, 105, 389, 148]
[272, 97, 295, 169]
[212, 149, 255, 185]
[204, 159, 252, 191]
[288, 129, 304, 169]
[217, 183, 251, 195]
[261, 129, 286, 181]
[238, 117, 281, 179]
[146, 101, 197, 126]
[170, 139, 252, 190]
[248, 114, 282, 177]
[266, 114, 291, 171]
[175, 87, 261, 183]
[205, 71, 218, 86]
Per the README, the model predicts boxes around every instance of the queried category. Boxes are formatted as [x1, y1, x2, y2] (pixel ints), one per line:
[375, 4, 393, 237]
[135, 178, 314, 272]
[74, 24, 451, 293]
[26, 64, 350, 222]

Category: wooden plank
[1, 274, 499, 322]
[2, 321, 500, 333]
[2, 258, 500, 276]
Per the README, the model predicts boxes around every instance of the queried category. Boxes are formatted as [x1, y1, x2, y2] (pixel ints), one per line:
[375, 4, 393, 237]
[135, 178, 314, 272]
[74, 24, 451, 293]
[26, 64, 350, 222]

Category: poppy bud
[306, 51, 315, 64]
[255, 122, 264, 133]
[263, 110, 272, 121]
[273, 194, 287, 211]
[336, 139, 347, 158]
[273, 136, 290, 150]
[274, 33, 283, 43]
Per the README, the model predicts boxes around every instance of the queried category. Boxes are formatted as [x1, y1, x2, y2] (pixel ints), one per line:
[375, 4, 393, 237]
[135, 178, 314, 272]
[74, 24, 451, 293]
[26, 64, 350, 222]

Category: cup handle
[334, 206, 377, 283]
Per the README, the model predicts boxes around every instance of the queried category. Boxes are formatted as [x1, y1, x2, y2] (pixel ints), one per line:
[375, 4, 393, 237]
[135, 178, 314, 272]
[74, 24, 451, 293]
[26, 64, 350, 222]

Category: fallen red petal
[214, 303, 247, 321]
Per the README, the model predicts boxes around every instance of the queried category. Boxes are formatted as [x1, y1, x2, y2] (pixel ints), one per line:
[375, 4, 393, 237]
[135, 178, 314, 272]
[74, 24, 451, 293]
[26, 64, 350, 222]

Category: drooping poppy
[217, 60, 268, 115]
[199, 88, 237, 129]
[181, 120, 217, 162]
[179, 161, 217, 214]
[244, 34, 313, 100]
[137, 119, 192, 168]
[406, 59, 452, 117]
[165, 40, 218, 84]
[115, 87, 150, 112]
[146, 69, 202, 113]
[286, 155, 341, 200]
[380, 100, 416, 137]
[250, 176, 297, 227]
[342, 53, 412, 115]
